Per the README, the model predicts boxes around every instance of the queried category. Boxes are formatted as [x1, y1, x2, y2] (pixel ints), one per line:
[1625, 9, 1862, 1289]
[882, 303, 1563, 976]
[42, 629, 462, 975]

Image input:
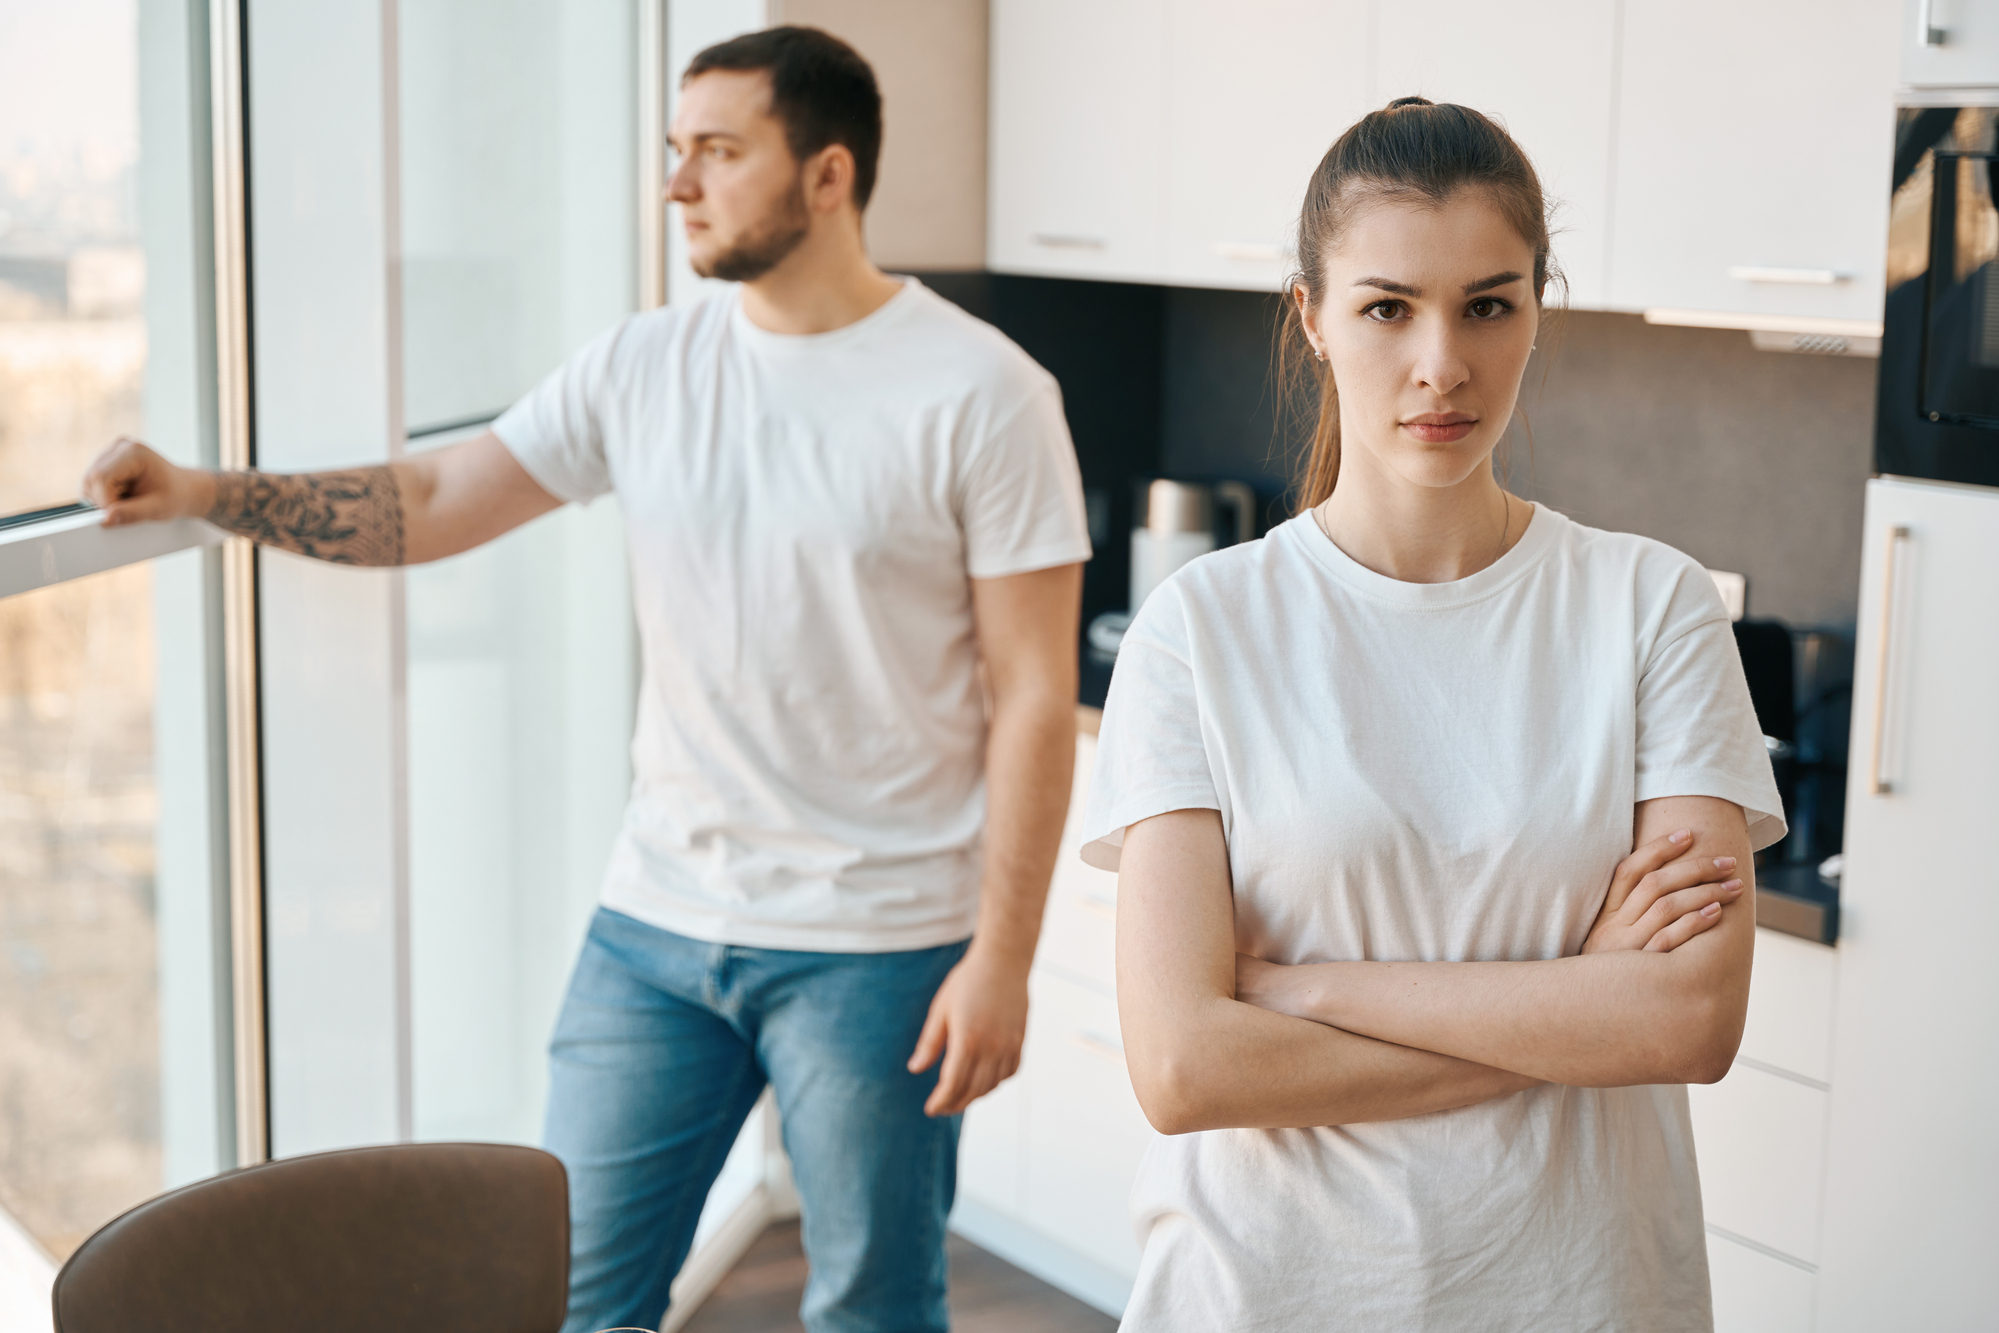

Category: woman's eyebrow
[1464, 271, 1525, 294]
[1353, 277, 1421, 296]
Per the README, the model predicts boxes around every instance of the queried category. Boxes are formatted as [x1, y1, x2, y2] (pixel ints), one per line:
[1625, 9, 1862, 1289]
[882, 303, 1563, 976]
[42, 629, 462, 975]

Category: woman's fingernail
[1670, 829, 1692, 843]
[1701, 902, 1721, 917]
[1722, 879, 1743, 892]
[1714, 857, 1736, 871]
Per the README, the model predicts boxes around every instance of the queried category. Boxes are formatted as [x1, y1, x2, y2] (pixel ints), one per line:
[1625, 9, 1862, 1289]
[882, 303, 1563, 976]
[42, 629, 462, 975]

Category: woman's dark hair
[684, 26, 884, 209]
[1281, 97, 1560, 510]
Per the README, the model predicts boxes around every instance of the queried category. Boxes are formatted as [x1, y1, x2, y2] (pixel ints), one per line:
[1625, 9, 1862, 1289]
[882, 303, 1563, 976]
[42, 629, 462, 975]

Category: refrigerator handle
[1869, 525, 1912, 796]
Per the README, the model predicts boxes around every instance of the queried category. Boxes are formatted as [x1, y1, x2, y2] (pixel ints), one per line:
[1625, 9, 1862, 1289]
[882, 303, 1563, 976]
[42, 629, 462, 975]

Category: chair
[52, 1141, 569, 1333]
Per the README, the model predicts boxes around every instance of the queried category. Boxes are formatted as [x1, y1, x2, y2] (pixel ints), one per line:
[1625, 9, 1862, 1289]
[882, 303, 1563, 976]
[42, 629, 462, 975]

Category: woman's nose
[1412, 326, 1470, 395]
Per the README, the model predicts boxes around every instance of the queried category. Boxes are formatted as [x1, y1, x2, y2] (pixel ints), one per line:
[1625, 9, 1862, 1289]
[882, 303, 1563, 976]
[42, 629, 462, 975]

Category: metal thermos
[1129, 479, 1257, 611]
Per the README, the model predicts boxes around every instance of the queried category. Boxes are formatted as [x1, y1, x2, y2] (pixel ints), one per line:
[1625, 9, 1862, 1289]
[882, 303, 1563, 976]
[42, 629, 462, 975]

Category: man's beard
[693, 178, 811, 282]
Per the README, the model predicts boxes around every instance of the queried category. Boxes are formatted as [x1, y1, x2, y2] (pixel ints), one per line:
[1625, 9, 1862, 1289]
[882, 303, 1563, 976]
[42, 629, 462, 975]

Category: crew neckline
[1286, 500, 1561, 607]
[728, 275, 923, 351]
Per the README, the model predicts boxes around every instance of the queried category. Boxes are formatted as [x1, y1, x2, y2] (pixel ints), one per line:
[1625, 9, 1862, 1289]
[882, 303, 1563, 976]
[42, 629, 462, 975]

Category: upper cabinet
[1901, 0, 1999, 85]
[1606, 0, 1902, 324]
[988, 0, 1169, 282]
[986, 0, 1905, 328]
[1374, 0, 1619, 308]
[1160, 0, 1370, 294]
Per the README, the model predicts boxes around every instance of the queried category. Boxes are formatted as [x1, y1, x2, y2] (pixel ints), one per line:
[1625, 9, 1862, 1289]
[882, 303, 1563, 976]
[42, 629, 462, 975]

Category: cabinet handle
[1031, 233, 1107, 250]
[1072, 1030, 1125, 1064]
[1212, 240, 1282, 262]
[1920, 0, 1948, 45]
[1727, 266, 1846, 285]
[1868, 525, 1911, 796]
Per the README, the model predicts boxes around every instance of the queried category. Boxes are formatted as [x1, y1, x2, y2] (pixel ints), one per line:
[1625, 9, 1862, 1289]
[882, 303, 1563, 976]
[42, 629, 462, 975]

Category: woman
[1084, 99, 1782, 1331]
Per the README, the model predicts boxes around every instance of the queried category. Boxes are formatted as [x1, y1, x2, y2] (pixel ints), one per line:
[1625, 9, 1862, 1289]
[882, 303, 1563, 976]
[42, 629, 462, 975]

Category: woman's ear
[1292, 283, 1324, 361]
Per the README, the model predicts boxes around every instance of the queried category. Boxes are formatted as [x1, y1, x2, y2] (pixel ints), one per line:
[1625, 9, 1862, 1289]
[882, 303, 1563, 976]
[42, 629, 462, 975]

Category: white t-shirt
[1082, 506, 1783, 1332]
[494, 279, 1091, 952]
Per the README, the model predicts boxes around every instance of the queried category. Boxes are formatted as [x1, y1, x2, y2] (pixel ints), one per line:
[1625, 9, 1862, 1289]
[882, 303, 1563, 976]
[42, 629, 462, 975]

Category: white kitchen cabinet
[988, 0, 1169, 282]
[1817, 477, 1999, 1332]
[1690, 1065, 1828, 1265]
[1159, 0, 1371, 294]
[1021, 969, 1153, 1280]
[1374, 0, 1619, 307]
[1038, 732, 1119, 991]
[1737, 927, 1837, 1085]
[1900, 0, 1999, 85]
[1707, 1231, 1815, 1333]
[1607, 0, 1901, 324]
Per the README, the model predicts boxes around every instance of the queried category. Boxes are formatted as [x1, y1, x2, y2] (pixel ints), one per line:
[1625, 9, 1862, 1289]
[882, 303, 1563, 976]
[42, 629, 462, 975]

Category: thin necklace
[1313, 489, 1517, 574]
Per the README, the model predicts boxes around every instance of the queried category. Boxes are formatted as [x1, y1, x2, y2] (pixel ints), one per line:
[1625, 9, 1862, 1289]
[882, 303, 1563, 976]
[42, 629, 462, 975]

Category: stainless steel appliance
[1128, 478, 1256, 611]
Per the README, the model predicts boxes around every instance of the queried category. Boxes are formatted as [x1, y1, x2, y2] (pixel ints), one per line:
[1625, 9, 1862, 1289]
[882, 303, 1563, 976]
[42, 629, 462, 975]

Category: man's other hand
[906, 943, 1031, 1117]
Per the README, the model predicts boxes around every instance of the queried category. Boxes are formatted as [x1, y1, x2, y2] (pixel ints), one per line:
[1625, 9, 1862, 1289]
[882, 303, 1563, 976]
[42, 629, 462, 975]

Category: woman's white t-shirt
[1081, 506, 1783, 1332]
[494, 280, 1092, 952]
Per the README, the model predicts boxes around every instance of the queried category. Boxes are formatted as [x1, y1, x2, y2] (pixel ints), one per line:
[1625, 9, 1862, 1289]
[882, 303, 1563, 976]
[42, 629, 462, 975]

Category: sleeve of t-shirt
[489, 321, 625, 506]
[1078, 585, 1223, 871]
[1633, 562, 1789, 852]
[959, 378, 1094, 579]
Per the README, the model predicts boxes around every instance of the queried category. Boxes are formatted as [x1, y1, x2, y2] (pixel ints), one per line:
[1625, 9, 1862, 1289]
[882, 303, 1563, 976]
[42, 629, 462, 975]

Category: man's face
[667, 69, 810, 282]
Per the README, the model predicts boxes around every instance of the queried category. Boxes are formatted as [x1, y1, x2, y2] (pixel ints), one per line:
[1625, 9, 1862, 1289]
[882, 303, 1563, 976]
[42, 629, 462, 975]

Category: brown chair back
[52, 1141, 569, 1333]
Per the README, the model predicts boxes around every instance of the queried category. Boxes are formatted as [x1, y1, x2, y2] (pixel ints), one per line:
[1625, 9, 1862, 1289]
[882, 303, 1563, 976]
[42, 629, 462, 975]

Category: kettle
[1129, 478, 1257, 611]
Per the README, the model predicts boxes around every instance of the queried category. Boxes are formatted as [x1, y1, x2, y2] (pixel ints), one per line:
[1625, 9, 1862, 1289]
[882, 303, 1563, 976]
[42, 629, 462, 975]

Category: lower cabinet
[1708, 1230, 1816, 1333]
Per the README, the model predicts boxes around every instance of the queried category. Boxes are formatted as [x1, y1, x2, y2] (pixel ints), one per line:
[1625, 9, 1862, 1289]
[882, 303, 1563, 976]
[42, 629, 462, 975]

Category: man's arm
[907, 561, 1082, 1116]
[1235, 795, 1756, 1088]
[80, 430, 563, 566]
[1118, 807, 1545, 1135]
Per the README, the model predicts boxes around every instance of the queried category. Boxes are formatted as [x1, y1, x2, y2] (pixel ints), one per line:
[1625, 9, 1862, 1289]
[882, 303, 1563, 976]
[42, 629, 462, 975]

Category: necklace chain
[1312, 489, 1516, 575]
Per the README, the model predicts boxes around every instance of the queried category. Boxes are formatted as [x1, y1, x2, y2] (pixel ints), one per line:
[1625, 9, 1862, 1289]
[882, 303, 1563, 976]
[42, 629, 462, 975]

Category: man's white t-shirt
[494, 279, 1091, 952]
[1082, 506, 1784, 1332]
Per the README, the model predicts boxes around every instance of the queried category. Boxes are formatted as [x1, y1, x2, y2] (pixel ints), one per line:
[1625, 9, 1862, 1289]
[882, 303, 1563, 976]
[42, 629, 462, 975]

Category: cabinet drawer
[1039, 732, 1117, 991]
[1740, 927, 1836, 1085]
[1021, 970, 1154, 1279]
[959, 1065, 1026, 1215]
[1690, 1065, 1827, 1265]
[1707, 1230, 1814, 1333]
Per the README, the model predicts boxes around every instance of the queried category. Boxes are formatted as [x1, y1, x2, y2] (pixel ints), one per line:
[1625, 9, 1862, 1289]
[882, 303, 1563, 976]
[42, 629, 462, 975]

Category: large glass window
[0, 2, 233, 1323]
[0, 0, 144, 517]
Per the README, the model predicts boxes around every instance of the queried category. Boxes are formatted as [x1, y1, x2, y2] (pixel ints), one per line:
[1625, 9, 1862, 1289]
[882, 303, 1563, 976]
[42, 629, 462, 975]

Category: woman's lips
[1401, 416, 1476, 443]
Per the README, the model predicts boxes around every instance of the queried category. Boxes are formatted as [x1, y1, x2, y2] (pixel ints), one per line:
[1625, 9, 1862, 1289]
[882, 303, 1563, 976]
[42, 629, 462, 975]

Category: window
[0, 0, 237, 1318]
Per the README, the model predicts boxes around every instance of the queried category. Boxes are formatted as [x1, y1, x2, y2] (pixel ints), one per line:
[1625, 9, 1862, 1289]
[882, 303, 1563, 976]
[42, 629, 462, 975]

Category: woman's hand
[1235, 952, 1321, 1022]
[1582, 828, 1744, 955]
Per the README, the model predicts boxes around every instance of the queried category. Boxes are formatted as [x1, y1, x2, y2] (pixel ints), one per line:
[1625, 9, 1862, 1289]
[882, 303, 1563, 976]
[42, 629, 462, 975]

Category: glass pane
[0, 1, 230, 1318]
[397, 0, 638, 434]
[0, 566, 158, 1260]
[0, 0, 145, 518]
[399, 0, 637, 1141]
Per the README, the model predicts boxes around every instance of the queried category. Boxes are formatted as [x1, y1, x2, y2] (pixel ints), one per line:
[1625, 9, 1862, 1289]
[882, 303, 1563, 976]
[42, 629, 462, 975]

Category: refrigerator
[1814, 85, 1999, 1330]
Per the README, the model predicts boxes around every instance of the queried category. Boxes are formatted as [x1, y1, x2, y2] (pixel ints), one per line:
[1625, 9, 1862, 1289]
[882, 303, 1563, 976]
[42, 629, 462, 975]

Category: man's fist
[80, 436, 215, 527]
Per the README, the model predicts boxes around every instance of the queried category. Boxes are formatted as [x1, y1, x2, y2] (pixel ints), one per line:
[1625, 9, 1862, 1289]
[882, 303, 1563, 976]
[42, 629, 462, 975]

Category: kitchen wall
[929, 275, 1877, 631]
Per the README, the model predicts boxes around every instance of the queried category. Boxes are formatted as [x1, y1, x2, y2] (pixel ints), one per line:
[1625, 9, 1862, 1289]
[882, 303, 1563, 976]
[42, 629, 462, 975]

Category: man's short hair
[684, 26, 883, 210]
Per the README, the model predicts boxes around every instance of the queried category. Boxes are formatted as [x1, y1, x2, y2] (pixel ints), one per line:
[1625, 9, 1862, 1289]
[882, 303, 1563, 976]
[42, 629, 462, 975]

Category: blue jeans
[543, 907, 968, 1333]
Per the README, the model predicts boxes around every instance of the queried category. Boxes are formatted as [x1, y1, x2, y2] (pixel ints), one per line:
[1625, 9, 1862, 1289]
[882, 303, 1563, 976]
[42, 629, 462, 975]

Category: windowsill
[0, 506, 226, 598]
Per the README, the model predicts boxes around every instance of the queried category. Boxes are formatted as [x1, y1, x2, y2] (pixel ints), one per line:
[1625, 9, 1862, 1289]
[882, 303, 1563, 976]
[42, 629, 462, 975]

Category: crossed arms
[1115, 795, 1755, 1134]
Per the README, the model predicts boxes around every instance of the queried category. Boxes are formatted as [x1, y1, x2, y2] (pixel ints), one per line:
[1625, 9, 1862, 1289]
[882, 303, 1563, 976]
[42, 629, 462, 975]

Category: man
[84, 26, 1087, 1333]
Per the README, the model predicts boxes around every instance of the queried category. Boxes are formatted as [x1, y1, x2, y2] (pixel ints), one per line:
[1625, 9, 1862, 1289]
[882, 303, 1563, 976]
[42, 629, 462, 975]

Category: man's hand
[907, 943, 1031, 1117]
[1583, 827, 1744, 955]
[82, 436, 216, 527]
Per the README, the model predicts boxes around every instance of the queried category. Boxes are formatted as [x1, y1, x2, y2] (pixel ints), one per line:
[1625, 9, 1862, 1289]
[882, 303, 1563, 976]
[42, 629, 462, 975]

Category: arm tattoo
[205, 468, 407, 566]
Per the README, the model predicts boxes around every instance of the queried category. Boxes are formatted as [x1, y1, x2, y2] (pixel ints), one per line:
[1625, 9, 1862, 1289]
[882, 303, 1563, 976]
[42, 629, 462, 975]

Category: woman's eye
[1467, 297, 1512, 319]
[1363, 300, 1406, 322]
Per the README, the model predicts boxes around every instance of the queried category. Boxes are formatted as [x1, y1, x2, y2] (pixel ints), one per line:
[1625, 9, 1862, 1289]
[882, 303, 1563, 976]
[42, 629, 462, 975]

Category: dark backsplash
[921, 272, 1877, 632]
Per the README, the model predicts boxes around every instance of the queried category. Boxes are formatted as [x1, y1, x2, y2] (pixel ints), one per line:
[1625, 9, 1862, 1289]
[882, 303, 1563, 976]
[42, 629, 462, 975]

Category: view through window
[0, 0, 168, 1283]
